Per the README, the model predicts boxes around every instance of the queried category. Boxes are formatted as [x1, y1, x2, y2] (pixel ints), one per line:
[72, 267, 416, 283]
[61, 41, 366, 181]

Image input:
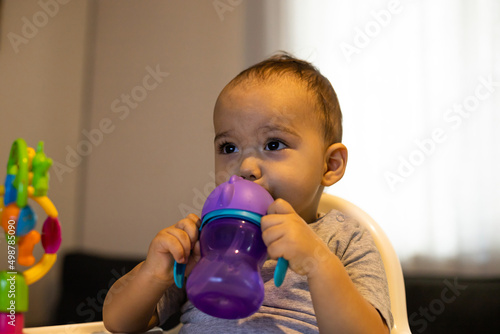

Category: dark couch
[55, 252, 500, 333]
[404, 276, 500, 333]
[54, 252, 142, 325]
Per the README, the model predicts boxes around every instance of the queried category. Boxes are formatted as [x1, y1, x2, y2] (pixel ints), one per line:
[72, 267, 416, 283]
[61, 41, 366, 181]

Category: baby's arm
[307, 245, 389, 333]
[103, 214, 201, 333]
[261, 199, 389, 334]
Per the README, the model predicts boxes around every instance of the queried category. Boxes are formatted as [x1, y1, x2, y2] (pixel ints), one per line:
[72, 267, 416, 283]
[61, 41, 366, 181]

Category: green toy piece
[32, 141, 53, 197]
[0, 271, 28, 313]
[7, 139, 29, 208]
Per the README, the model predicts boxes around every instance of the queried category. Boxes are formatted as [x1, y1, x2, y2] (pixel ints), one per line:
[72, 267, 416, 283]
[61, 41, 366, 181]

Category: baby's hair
[224, 52, 343, 144]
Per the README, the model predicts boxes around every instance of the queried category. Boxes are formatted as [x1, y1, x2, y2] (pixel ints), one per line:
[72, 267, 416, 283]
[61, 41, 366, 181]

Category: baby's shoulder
[312, 209, 374, 255]
[312, 209, 364, 236]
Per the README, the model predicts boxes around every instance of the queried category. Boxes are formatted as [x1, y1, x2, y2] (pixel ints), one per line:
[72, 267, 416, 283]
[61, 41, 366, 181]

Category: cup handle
[273, 257, 288, 287]
[173, 261, 186, 288]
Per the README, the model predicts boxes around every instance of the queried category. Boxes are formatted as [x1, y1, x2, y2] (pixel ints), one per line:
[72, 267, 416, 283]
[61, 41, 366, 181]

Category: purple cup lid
[201, 175, 274, 219]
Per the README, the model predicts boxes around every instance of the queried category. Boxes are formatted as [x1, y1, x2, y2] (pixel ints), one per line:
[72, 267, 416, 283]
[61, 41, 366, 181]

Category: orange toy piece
[18, 230, 41, 267]
[1, 203, 19, 233]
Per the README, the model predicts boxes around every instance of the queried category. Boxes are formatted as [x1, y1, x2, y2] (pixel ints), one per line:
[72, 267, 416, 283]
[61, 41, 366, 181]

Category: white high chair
[318, 193, 412, 334]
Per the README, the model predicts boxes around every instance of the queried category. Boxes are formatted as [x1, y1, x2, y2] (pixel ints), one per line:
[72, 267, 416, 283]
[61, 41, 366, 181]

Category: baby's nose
[239, 155, 261, 181]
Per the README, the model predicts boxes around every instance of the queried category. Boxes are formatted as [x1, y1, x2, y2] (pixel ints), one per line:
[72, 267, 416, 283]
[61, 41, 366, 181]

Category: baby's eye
[265, 140, 286, 151]
[218, 142, 239, 154]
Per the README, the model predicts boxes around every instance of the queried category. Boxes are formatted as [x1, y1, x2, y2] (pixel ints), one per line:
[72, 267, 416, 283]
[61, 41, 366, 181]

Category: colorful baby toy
[0, 138, 61, 333]
[174, 175, 288, 319]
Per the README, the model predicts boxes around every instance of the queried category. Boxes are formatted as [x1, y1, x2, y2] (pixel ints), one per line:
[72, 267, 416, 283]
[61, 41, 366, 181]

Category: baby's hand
[261, 199, 331, 278]
[142, 213, 201, 284]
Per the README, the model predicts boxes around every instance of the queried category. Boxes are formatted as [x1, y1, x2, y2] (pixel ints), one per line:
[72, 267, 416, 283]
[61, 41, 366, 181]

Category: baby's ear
[321, 143, 348, 187]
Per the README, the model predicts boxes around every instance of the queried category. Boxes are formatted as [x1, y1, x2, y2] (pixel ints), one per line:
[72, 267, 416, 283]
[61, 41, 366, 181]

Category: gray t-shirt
[158, 209, 393, 333]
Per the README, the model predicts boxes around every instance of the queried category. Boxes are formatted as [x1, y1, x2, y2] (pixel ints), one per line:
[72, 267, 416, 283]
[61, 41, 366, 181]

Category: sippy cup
[173, 175, 288, 319]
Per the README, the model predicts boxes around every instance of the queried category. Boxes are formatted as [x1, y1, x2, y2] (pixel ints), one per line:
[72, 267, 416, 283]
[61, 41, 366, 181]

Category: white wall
[81, 0, 249, 257]
[1, 0, 269, 327]
[0, 0, 91, 326]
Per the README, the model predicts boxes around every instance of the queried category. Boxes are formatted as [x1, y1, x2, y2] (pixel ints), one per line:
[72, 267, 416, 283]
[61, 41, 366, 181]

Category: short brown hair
[223, 52, 343, 144]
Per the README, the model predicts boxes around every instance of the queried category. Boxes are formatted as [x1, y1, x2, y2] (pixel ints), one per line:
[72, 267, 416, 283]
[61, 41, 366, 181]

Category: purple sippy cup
[173, 175, 289, 319]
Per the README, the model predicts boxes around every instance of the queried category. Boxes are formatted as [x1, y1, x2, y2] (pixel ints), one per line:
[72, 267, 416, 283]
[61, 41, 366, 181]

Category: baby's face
[213, 80, 328, 222]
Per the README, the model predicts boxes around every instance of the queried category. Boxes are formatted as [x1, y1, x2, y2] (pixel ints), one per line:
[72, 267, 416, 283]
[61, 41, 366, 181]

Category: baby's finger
[266, 237, 288, 260]
[187, 213, 202, 228]
[267, 198, 296, 215]
[260, 216, 287, 241]
[148, 229, 187, 264]
[176, 214, 201, 246]
[164, 228, 194, 263]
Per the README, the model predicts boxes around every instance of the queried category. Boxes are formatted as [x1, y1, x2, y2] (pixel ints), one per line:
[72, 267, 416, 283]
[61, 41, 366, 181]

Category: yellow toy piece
[28, 186, 58, 218]
[23, 254, 57, 285]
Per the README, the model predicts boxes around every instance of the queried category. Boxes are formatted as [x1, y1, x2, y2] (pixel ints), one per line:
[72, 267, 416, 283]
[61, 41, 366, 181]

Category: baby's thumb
[267, 198, 295, 215]
[185, 241, 201, 275]
[192, 240, 201, 261]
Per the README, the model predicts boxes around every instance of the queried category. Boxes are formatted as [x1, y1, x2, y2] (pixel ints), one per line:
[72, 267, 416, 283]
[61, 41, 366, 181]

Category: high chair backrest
[318, 193, 412, 334]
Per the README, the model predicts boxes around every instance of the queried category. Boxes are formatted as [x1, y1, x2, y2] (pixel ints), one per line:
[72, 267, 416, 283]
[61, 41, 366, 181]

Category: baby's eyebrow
[260, 124, 300, 137]
[214, 124, 299, 143]
[214, 131, 231, 143]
